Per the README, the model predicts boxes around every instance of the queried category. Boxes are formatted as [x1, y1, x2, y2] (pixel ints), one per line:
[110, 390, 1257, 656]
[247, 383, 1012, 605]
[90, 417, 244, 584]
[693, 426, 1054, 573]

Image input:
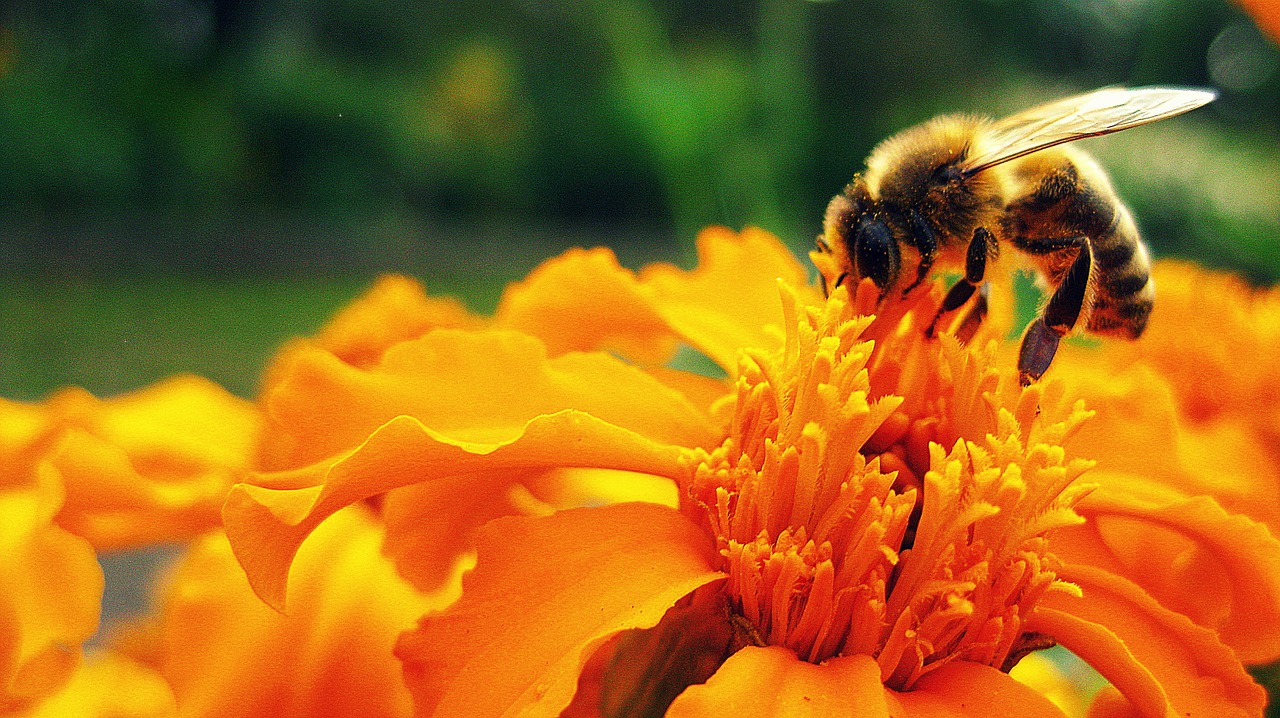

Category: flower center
[685, 283, 1096, 690]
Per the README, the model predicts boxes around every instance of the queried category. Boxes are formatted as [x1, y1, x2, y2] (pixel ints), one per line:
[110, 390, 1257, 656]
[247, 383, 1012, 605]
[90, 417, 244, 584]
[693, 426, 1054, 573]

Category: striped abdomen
[1084, 202, 1154, 338]
[1000, 146, 1154, 339]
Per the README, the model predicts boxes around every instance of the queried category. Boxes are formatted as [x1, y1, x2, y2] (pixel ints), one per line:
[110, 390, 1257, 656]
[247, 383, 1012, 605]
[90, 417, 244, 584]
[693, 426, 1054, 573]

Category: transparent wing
[960, 86, 1216, 177]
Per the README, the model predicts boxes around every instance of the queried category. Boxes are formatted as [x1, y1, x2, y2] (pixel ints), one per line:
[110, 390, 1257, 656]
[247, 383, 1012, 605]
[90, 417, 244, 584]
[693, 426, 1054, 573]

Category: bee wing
[960, 87, 1216, 177]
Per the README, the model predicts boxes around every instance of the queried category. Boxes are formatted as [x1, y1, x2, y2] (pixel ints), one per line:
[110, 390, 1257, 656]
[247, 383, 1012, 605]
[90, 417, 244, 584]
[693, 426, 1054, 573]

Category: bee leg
[853, 218, 900, 296]
[900, 211, 939, 297]
[925, 227, 993, 338]
[1018, 241, 1093, 385]
[953, 282, 989, 344]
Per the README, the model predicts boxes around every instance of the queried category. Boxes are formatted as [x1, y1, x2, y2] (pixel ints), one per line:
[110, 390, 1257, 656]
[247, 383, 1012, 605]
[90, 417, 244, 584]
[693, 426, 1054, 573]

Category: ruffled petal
[43, 376, 260, 549]
[0, 477, 103, 709]
[393, 502, 724, 718]
[0, 399, 53, 473]
[311, 274, 477, 368]
[897, 661, 1073, 717]
[156, 507, 442, 718]
[1029, 564, 1267, 718]
[665, 647, 891, 718]
[1007, 652, 1097, 717]
[224, 411, 687, 610]
[1052, 484, 1280, 664]
[381, 466, 680, 592]
[495, 247, 679, 365]
[639, 227, 818, 373]
[1058, 361, 1280, 534]
[259, 329, 717, 468]
[666, 646, 1067, 717]
[1023, 607, 1167, 718]
[21, 651, 175, 718]
[379, 470, 535, 592]
[561, 585, 733, 718]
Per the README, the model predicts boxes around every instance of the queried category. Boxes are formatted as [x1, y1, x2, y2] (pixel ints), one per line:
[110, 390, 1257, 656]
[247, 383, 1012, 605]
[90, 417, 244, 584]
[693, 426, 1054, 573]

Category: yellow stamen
[685, 282, 1096, 690]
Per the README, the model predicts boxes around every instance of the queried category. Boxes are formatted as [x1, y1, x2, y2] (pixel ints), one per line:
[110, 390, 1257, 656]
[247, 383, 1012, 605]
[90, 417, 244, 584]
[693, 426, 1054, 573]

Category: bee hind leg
[1018, 240, 1093, 385]
[926, 227, 993, 339]
[952, 282, 989, 343]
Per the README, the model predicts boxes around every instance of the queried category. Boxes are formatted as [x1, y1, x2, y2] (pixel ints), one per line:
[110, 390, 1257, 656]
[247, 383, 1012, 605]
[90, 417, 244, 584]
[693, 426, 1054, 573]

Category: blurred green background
[1, 0, 1277, 403]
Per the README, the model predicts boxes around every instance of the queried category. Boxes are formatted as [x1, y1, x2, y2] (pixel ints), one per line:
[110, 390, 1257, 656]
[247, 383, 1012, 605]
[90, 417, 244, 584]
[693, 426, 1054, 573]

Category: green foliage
[1, 0, 1278, 399]
[1, 0, 1276, 268]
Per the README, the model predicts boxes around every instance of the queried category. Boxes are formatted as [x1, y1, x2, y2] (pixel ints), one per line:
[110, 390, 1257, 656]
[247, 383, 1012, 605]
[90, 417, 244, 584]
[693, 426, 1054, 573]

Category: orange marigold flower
[136, 506, 448, 718]
[40, 375, 262, 550]
[224, 227, 1277, 717]
[17, 651, 175, 718]
[0, 400, 103, 712]
[1061, 260, 1280, 472]
[19, 505, 442, 718]
[0, 374, 258, 711]
[1050, 261, 1280, 665]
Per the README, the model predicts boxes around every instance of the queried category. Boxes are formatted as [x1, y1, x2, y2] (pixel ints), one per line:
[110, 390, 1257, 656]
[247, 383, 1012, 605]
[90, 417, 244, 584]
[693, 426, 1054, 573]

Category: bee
[817, 87, 1216, 384]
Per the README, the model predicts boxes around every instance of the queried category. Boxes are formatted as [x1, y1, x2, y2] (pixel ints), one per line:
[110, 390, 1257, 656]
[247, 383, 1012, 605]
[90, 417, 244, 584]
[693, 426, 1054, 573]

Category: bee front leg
[926, 227, 993, 338]
[1018, 240, 1093, 385]
[901, 210, 939, 298]
[853, 218, 900, 297]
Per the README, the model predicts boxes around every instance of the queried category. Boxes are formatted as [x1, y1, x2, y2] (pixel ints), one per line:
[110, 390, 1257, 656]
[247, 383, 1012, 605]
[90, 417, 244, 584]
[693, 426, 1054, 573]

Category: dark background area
[1, 0, 1277, 401]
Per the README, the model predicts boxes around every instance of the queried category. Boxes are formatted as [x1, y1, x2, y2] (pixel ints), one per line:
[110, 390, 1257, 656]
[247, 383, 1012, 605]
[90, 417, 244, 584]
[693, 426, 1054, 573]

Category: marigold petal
[158, 507, 442, 718]
[639, 226, 818, 372]
[260, 329, 717, 468]
[1030, 564, 1266, 718]
[21, 651, 175, 718]
[665, 646, 891, 718]
[312, 274, 476, 368]
[1055, 364, 1181, 480]
[393, 503, 724, 718]
[382, 466, 681, 592]
[224, 411, 687, 610]
[495, 247, 679, 365]
[379, 471, 534, 592]
[1083, 687, 1142, 718]
[1130, 261, 1280, 434]
[526, 467, 681, 509]
[0, 480, 103, 708]
[1237, 0, 1280, 43]
[898, 661, 1073, 717]
[642, 366, 734, 418]
[1059, 362, 1280, 533]
[1057, 486, 1280, 663]
[1023, 607, 1168, 718]
[1008, 652, 1096, 718]
[667, 646, 1067, 717]
[43, 375, 260, 549]
[0, 399, 53, 472]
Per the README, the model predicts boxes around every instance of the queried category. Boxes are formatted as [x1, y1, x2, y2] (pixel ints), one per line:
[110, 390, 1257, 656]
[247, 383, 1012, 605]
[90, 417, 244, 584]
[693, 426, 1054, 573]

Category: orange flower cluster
[3, 227, 1279, 717]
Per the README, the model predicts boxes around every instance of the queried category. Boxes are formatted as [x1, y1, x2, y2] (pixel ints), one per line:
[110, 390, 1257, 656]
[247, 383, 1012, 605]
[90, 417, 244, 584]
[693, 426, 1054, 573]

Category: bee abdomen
[1087, 205, 1153, 339]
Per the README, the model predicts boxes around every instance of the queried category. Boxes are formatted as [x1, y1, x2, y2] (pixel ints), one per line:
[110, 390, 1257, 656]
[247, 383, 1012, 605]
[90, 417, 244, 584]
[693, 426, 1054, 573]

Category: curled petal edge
[1076, 488, 1280, 663]
[396, 503, 725, 718]
[1029, 563, 1266, 718]
[222, 410, 688, 611]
